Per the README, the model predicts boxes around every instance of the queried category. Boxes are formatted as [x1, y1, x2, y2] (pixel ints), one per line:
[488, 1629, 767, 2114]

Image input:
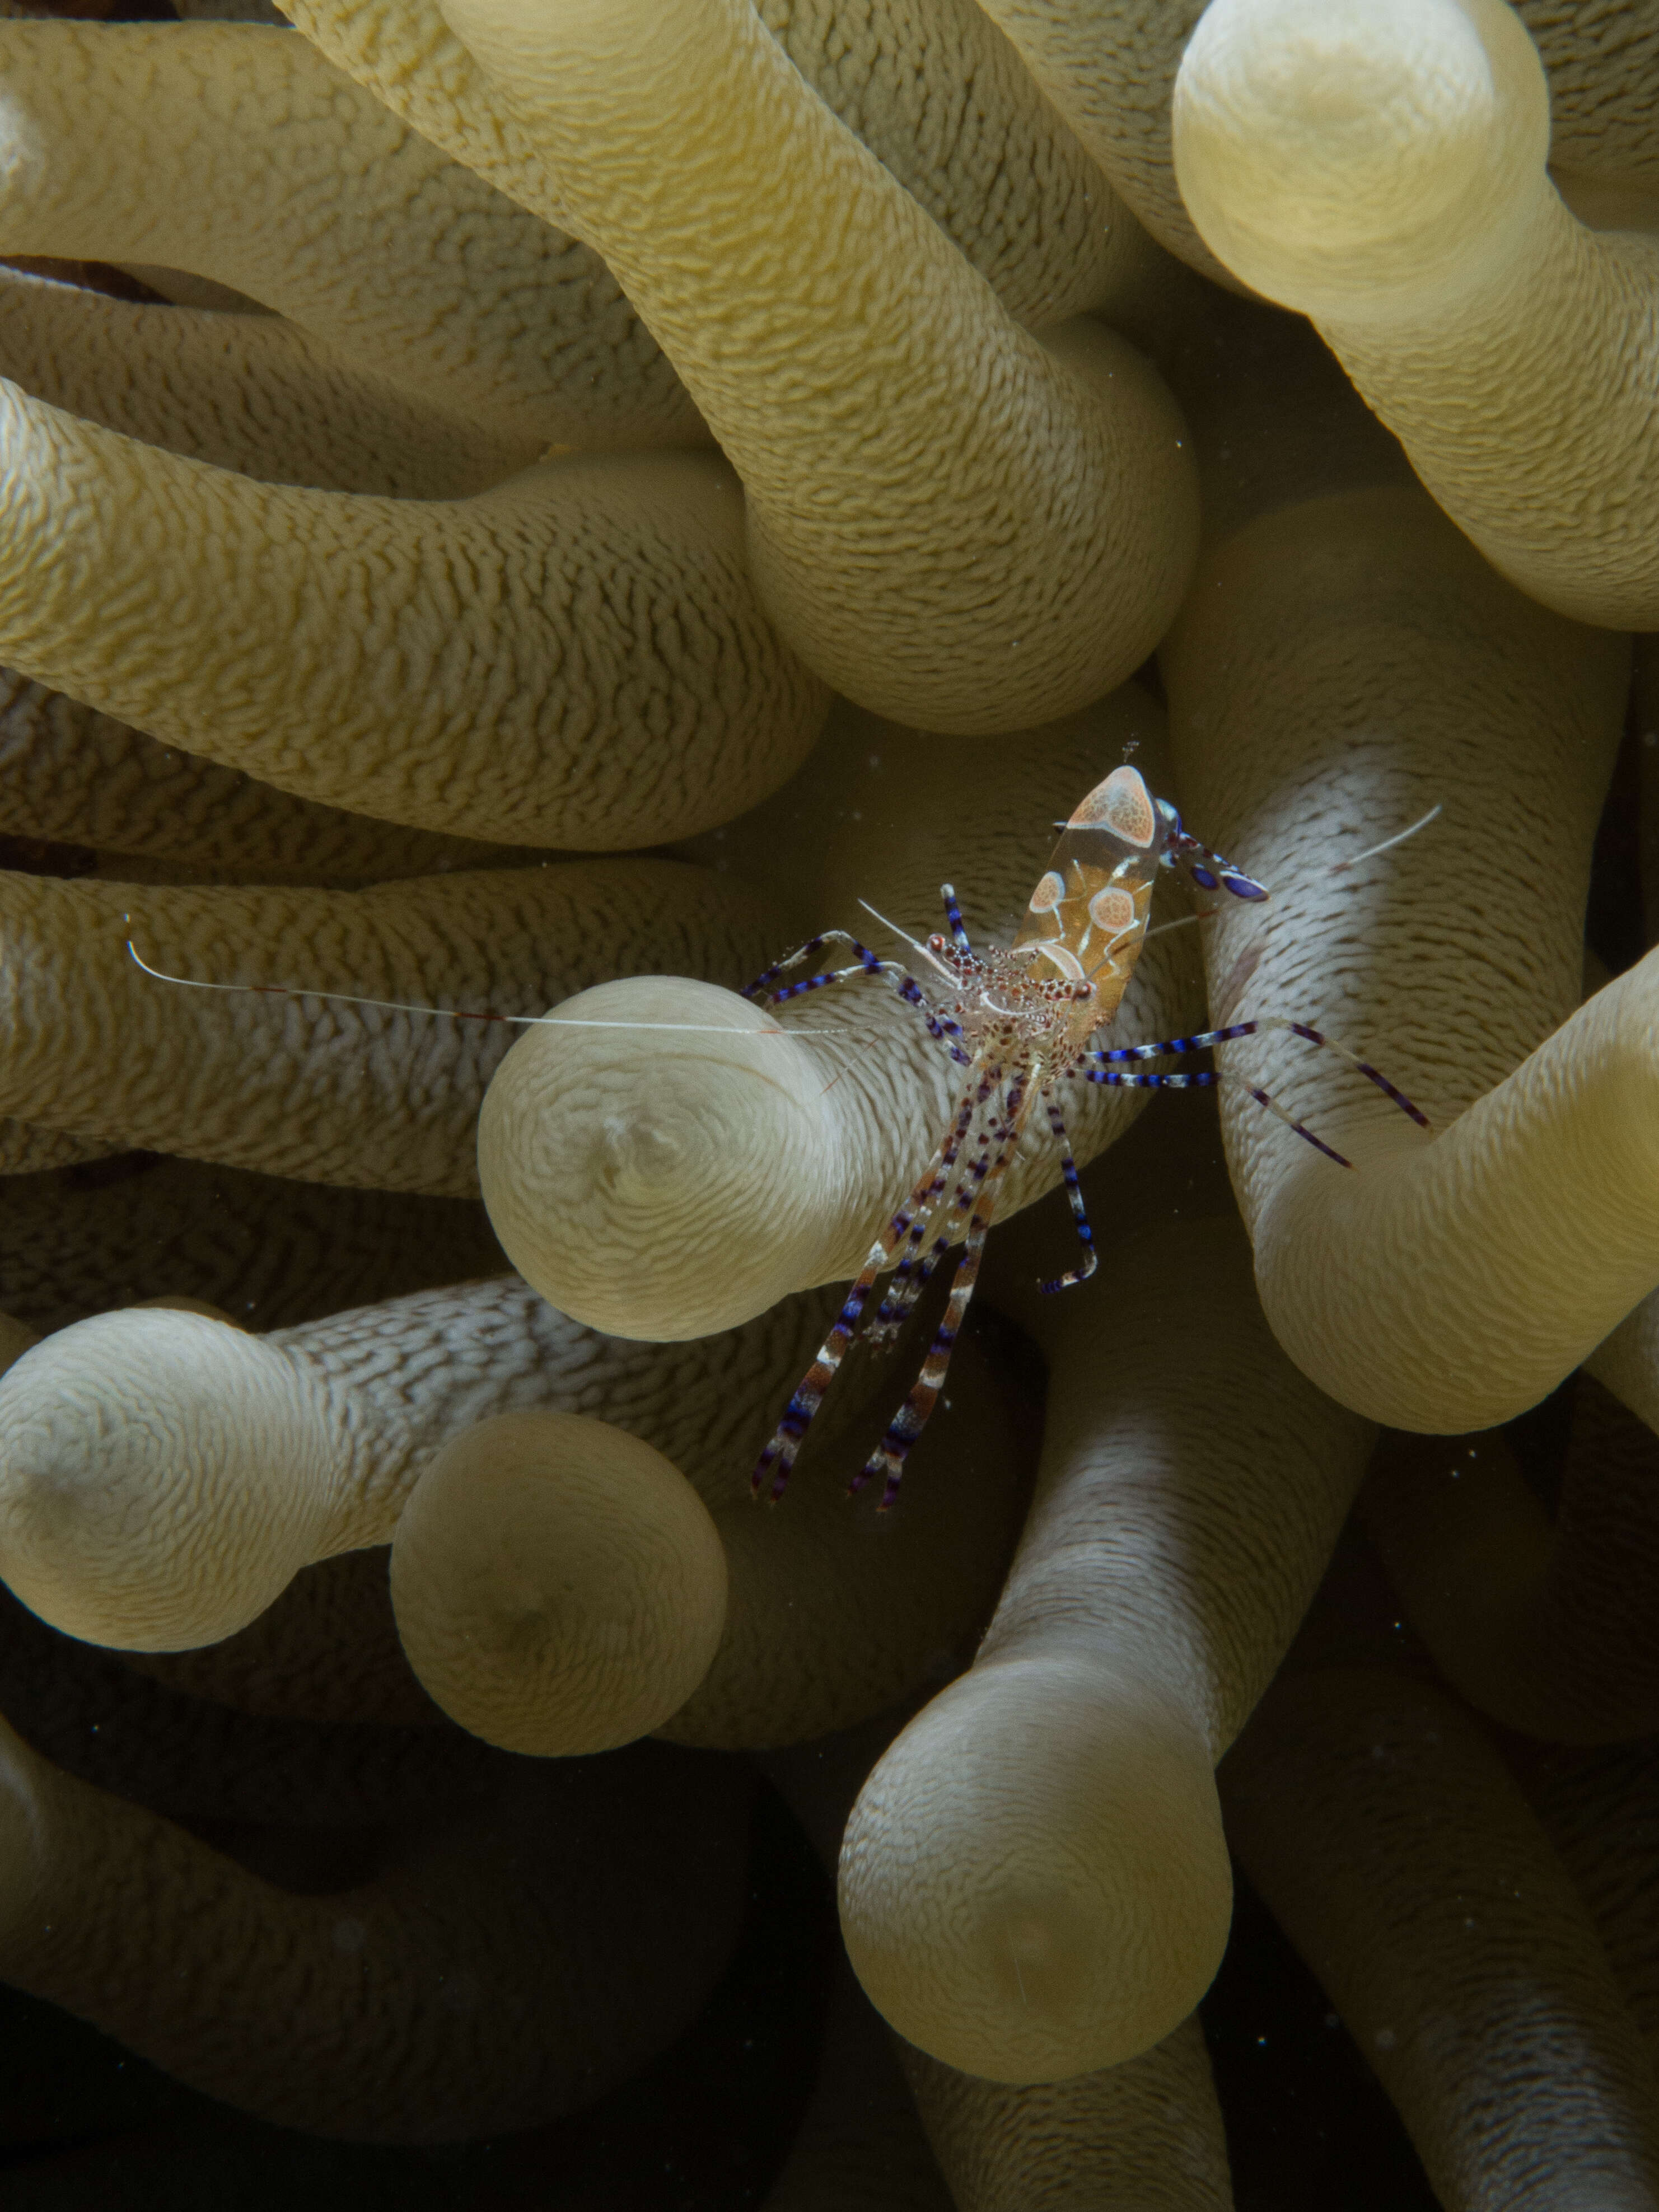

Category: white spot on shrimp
[1028, 869, 1066, 914]
[1068, 765, 1156, 846]
[1087, 886, 1137, 933]
[1038, 943, 1087, 981]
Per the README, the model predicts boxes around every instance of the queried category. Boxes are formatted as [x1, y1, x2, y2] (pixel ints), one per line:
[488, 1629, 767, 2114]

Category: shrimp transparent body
[124, 765, 1429, 1513]
[743, 765, 1428, 1509]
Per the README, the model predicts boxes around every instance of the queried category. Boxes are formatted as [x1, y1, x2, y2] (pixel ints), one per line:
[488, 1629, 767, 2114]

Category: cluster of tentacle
[0, 0, 1651, 2202]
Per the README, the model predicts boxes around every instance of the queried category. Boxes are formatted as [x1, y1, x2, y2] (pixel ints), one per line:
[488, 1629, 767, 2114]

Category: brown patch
[59, 1149, 165, 1192]
[0, 255, 170, 302]
[0, 833, 101, 878]
[1214, 940, 1263, 1023]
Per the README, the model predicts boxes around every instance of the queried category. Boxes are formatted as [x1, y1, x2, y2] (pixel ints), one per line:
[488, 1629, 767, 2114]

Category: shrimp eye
[928, 933, 945, 950]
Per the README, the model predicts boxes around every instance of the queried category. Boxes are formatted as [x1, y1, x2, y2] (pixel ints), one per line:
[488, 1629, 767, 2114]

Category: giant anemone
[0, 0, 1652, 2201]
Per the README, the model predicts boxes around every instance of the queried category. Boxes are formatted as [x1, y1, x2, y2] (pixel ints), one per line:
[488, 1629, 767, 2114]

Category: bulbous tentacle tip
[837, 1660, 1231, 2083]
[476, 972, 871, 1340]
[0, 1308, 335, 1650]
[1173, 0, 1550, 312]
[389, 1407, 728, 1756]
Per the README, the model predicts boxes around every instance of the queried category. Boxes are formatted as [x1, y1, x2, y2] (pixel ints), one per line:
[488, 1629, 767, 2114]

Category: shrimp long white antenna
[855, 897, 959, 985]
[1329, 802, 1442, 876]
[124, 938, 841, 1039]
[1139, 909, 1218, 947]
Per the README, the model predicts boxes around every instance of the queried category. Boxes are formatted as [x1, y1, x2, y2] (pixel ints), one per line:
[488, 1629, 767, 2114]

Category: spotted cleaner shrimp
[741, 764, 1431, 1510]
[125, 763, 1429, 1515]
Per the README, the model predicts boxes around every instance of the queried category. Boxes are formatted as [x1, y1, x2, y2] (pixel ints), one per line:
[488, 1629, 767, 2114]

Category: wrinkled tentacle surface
[0, 859, 788, 1191]
[901, 2022, 1233, 2212]
[0, 18, 701, 449]
[839, 1192, 1372, 2082]
[0, 264, 541, 495]
[1164, 481, 1633, 1428]
[393, 0, 1199, 731]
[0, 0, 1655, 2187]
[1224, 1652, 1659, 2206]
[0, 407, 828, 847]
[288, 0, 1160, 330]
[0, 667, 533, 881]
[0, 1151, 503, 1333]
[0, 1718, 751, 2140]
[0, 1580, 499, 1828]
[1362, 1382, 1659, 1744]
[1522, 1734, 1659, 2078]
[1174, 0, 1659, 627]
[767, 1696, 1234, 2212]
[972, 1, 1222, 282]
[0, 1274, 1029, 1753]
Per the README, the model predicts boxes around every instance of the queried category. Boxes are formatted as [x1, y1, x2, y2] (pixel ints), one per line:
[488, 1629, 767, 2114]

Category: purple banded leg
[867, 1063, 1010, 1345]
[865, 1089, 983, 1346]
[924, 1011, 973, 1068]
[867, 1088, 1007, 1346]
[742, 934, 973, 1065]
[742, 929, 884, 1002]
[757, 952, 899, 1004]
[744, 933, 937, 1020]
[1078, 1065, 1352, 1167]
[939, 882, 971, 952]
[752, 1094, 990, 1503]
[871, 1236, 953, 1341]
[1237, 1083, 1352, 1168]
[949, 1077, 1022, 1212]
[1088, 1018, 1429, 1130]
[1082, 1068, 1220, 1090]
[867, 1140, 995, 1345]
[1039, 1096, 1096, 1294]
[889, 974, 970, 1060]
[854, 1171, 1008, 1512]
[750, 1251, 886, 1506]
[866, 1182, 949, 1343]
[854, 1086, 1032, 1512]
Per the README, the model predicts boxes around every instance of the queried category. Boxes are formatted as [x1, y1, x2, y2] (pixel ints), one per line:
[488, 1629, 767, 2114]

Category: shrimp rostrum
[744, 765, 1429, 1510]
